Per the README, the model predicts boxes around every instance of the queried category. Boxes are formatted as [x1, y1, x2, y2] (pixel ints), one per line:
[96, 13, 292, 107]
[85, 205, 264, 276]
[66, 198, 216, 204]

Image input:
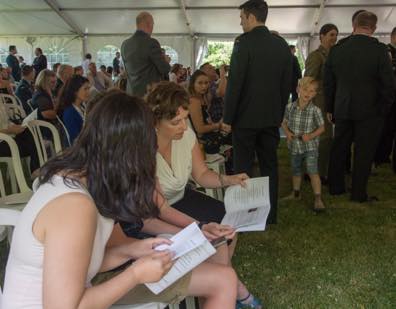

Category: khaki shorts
[92, 267, 192, 305]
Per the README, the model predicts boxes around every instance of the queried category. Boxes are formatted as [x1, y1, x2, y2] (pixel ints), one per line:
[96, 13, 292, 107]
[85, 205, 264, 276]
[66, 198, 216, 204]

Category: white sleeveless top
[156, 127, 196, 205]
[2, 175, 114, 309]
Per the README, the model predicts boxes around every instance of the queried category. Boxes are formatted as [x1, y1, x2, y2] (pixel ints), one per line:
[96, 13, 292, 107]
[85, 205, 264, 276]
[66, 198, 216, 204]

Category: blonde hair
[298, 76, 318, 89]
[35, 69, 56, 90]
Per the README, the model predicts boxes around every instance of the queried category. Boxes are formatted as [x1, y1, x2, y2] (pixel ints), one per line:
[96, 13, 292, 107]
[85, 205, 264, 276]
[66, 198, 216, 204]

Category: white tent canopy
[0, 0, 395, 68]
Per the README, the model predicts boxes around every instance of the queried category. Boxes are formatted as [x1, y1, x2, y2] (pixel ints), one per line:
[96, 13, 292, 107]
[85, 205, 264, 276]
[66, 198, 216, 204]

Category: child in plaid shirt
[282, 77, 326, 211]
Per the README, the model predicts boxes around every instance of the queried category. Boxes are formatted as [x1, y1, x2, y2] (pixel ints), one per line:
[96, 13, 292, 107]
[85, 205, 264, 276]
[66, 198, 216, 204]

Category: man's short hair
[136, 12, 152, 26]
[9, 45, 16, 52]
[352, 9, 366, 22]
[85, 53, 92, 59]
[200, 62, 210, 69]
[355, 11, 377, 30]
[22, 65, 34, 76]
[298, 76, 318, 89]
[289, 45, 296, 49]
[36, 47, 43, 54]
[391, 27, 396, 37]
[239, 0, 268, 24]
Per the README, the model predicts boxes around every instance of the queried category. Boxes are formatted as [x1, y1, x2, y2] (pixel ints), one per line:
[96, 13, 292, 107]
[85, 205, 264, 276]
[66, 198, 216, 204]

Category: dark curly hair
[39, 91, 159, 223]
[145, 81, 189, 124]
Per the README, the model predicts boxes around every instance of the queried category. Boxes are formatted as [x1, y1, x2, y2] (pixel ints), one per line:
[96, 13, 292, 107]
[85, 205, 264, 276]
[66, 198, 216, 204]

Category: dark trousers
[0, 129, 40, 173]
[232, 127, 279, 224]
[374, 105, 395, 165]
[328, 117, 383, 201]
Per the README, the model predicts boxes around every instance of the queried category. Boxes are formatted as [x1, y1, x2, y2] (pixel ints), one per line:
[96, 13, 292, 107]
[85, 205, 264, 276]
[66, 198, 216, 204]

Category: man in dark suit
[324, 11, 394, 202]
[223, 0, 292, 224]
[32, 48, 47, 77]
[121, 12, 170, 97]
[290, 45, 302, 102]
[6, 45, 21, 82]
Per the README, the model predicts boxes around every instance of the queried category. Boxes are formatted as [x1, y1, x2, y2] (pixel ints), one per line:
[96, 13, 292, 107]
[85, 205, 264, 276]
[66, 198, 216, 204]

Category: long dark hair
[188, 70, 208, 97]
[57, 74, 89, 113]
[39, 91, 159, 222]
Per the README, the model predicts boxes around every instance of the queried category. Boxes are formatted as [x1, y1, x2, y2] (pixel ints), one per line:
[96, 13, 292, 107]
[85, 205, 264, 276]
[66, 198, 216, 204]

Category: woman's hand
[130, 251, 174, 284]
[223, 173, 249, 187]
[202, 222, 236, 240]
[8, 124, 26, 135]
[126, 237, 172, 259]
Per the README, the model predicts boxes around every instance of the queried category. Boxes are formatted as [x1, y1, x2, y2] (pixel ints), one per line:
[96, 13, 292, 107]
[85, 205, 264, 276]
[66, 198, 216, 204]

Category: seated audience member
[169, 63, 184, 84]
[2, 91, 237, 309]
[57, 75, 90, 144]
[87, 62, 112, 92]
[52, 62, 61, 74]
[200, 62, 227, 122]
[15, 65, 35, 114]
[31, 70, 59, 135]
[145, 81, 263, 309]
[281, 77, 325, 211]
[74, 65, 84, 76]
[54, 64, 73, 98]
[32, 47, 48, 76]
[0, 67, 14, 94]
[0, 99, 39, 174]
[106, 66, 114, 79]
[188, 70, 231, 155]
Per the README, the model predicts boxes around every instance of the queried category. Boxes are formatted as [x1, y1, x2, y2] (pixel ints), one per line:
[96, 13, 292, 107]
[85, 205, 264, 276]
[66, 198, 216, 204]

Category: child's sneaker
[313, 197, 326, 212]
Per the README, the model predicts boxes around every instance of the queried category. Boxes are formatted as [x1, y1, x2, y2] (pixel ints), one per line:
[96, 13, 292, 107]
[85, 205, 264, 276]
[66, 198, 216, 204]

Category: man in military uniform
[223, 0, 292, 224]
[324, 12, 395, 202]
[374, 27, 396, 168]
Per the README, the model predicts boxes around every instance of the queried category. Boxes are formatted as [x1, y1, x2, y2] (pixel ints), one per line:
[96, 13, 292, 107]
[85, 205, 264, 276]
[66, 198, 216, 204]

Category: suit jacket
[32, 55, 47, 76]
[15, 78, 33, 114]
[324, 35, 395, 120]
[121, 30, 170, 97]
[291, 55, 302, 92]
[223, 26, 292, 128]
[6, 54, 21, 82]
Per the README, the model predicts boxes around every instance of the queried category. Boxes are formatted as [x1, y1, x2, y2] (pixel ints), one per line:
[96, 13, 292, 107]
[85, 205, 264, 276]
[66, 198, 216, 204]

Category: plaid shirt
[284, 100, 324, 154]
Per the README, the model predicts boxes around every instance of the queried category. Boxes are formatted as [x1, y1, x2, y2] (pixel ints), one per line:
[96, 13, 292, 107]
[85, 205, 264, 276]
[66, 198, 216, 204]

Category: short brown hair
[355, 11, 377, 30]
[145, 81, 189, 123]
[298, 76, 319, 89]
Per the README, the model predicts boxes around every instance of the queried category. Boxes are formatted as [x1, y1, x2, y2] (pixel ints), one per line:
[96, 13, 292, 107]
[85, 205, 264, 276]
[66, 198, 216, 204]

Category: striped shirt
[284, 100, 324, 154]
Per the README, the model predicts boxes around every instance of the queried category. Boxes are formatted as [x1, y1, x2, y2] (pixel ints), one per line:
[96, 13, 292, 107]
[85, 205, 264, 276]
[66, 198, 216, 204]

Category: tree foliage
[203, 41, 233, 67]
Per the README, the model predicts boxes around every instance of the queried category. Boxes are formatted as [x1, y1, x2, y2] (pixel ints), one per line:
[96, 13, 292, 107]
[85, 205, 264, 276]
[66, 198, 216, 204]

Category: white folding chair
[205, 154, 226, 201]
[26, 120, 62, 167]
[0, 93, 27, 119]
[0, 133, 31, 196]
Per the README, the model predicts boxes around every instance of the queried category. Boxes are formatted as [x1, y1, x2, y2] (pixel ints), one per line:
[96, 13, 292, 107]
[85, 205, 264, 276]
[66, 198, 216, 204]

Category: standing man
[6, 45, 21, 82]
[289, 45, 302, 102]
[375, 27, 396, 169]
[121, 12, 170, 97]
[113, 51, 121, 77]
[82, 53, 92, 76]
[223, 0, 292, 224]
[324, 12, 394, 202]
[32, 48, 48, 76]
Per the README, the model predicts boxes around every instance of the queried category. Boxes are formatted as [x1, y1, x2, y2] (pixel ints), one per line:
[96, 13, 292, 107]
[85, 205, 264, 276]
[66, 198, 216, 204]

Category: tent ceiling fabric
[0, 0, 395, 36]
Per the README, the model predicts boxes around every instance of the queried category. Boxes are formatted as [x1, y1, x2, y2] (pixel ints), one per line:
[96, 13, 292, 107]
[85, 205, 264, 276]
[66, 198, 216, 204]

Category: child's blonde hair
[297, 76, 318, 90]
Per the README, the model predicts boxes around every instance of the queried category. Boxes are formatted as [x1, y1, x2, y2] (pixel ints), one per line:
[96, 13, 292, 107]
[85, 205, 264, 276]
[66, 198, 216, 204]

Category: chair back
[26, 120, 62, 167]
[0, 133, 31, 193]
[0, 208, 21, 306]
[0, 94, 26, 121]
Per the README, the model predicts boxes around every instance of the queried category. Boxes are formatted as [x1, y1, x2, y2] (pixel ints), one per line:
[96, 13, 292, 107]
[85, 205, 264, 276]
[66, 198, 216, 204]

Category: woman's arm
[216, 65, 227, 98]
[40, 193, 172, 309]
[189, 97, 220, 134]
[191, 141, 248, 189]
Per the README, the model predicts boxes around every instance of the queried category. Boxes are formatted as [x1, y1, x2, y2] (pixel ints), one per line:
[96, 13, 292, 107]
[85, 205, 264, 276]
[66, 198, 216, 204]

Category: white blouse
[156, 127, 196, 205]
[2, 176, 114, 309]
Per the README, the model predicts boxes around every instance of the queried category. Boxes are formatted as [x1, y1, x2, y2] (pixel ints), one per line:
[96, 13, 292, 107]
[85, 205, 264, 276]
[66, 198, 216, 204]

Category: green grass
[233, 141, 396, 308]
[1, 141, 396, 308]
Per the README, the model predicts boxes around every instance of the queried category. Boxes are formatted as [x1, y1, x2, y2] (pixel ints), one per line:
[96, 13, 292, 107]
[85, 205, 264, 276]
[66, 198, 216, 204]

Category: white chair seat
[0, 191, 32, 207]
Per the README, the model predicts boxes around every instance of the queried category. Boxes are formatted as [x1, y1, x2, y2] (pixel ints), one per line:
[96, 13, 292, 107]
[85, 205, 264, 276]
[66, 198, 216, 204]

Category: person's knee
[213, 266, 237, 295]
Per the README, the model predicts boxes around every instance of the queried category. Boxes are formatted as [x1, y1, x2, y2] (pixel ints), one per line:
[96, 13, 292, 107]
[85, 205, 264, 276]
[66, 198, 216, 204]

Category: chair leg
[0, 169, 6, 197]
[8, 163, 18, 194]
